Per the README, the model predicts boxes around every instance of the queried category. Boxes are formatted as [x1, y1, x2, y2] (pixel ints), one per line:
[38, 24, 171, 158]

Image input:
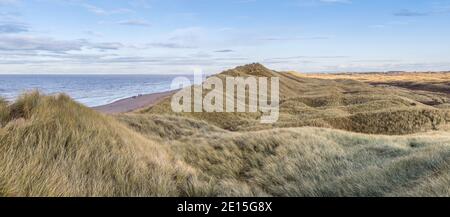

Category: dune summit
[146, 63, 450, 134]
[1, 64, 450, 196]
[169, 64, 280, 123]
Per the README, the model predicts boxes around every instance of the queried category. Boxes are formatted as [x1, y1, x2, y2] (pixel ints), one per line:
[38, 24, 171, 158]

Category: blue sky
[0, 0, 450, 74]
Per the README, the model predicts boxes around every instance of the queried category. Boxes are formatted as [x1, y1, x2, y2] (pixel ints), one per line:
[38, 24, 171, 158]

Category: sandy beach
[92, 90, 177, 114]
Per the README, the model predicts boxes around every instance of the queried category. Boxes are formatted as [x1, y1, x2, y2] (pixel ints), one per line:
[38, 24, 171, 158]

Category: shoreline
[92, 89, 177, 114]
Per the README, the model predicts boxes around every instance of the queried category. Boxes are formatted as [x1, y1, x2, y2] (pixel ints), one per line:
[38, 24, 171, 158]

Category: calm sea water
[0, 74, 193, 107]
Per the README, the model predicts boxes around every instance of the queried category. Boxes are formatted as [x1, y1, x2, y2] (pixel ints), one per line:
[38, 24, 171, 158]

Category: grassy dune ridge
[146, 64, 450, 134]
[121, 113, 450, 196]
[1, 64, 450, 196]
[0, 92, 208, 196]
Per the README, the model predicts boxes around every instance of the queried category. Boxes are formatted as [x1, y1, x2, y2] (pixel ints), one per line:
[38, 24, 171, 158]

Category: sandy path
[92, 90, 177, 114]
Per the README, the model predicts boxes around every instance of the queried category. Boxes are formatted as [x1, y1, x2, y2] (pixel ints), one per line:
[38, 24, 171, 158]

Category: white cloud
[393, 9, 430, 17]
[129, 0, 151, 9]
[0, 0, 19, 5]
[260, 36, 331, 41]
[143, 27, 207, 49]
[117, 19, 151, 27]
[82, 4, 133, 15]
[0, 35, 123, 52]
[0, 22, 28, 33]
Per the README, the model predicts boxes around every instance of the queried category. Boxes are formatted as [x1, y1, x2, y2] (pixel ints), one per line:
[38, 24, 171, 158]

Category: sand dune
[145, 63, 450, 134]
[1, 64, 450, 196]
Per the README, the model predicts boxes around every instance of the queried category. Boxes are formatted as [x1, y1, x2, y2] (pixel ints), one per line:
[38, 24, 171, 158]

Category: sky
[0, 0, 450, 74]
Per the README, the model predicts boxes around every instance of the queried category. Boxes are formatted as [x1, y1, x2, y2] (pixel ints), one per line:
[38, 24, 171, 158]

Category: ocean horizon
[0, 74, 194, 107]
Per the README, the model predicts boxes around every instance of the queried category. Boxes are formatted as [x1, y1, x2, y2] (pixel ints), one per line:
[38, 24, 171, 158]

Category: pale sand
[93, 90, 177, 114]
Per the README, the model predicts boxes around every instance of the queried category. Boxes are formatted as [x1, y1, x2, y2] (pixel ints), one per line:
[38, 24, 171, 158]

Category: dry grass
[145, 64, 450, 134]
[295, 71, 450, 83]
[1, 92, 450, 196]
[1, 64, 450, 197]
[0, 92, 211, 196]
[117, 113, 450, 196]
[0, 98, 8, 128]
[295, 71, 450, 95]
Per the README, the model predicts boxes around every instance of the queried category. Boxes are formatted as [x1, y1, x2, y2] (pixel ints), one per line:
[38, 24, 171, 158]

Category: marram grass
[1, 92, 450, 196]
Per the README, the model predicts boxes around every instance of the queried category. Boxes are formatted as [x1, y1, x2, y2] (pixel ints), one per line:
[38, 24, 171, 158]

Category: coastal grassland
[2, 63, 450, 196]
[0, 97, 9, 128]
[119, 112, 450, 196]
[294, 71, 450, 95]
[1, 93, 450, 196]
[144, 64, 450, 134]
[0, 92, 209, 196]
[293, 71, 450, 84]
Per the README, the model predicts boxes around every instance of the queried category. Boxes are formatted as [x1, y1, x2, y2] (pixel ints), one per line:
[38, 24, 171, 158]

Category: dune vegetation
[145, 64, 450, 134]
[1, 64, 450, 196]
[0, 92, 211, 196]
[296, 71, 450, 95]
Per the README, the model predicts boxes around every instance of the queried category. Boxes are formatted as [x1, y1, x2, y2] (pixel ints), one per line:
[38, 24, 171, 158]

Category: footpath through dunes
[142, 63, 450, 134]
[126, 117, 450, 197]
[2, 92, 450, 196]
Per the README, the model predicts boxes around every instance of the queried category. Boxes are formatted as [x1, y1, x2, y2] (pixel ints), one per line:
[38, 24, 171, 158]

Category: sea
[0, 74, 195, 107]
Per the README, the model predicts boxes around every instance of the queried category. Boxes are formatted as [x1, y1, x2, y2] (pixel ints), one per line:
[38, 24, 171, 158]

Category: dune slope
[144, 63, 450, 134]
[120, 112, 450, 196]
[1, 64, 450, 196]
[1, 94, 450, 196]
[0, 92, 206, 196]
